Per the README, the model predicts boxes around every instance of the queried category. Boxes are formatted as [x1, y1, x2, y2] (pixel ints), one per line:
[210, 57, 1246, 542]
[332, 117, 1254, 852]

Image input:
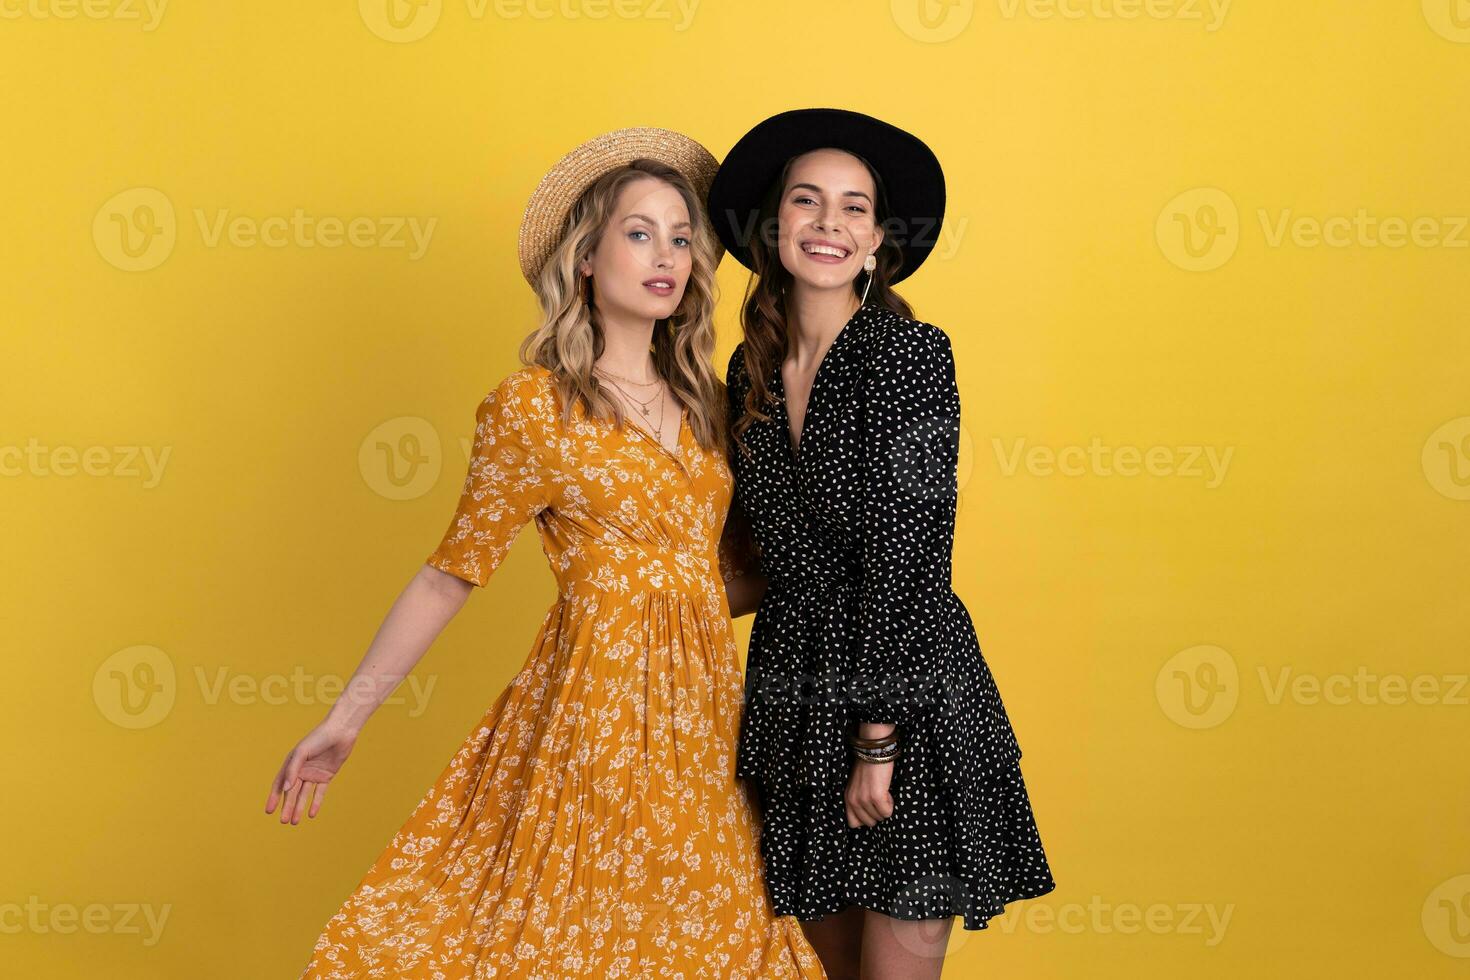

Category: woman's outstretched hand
[265, 720, 359, 825]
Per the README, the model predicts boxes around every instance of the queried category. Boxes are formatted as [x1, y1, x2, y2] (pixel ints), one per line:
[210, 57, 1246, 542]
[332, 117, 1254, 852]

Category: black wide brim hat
[706, 107, 946, 284]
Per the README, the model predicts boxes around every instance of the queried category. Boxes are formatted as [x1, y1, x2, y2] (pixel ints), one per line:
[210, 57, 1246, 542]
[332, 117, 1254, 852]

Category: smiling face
[579, 175, 693, 323]
[774, 148, 885, 293]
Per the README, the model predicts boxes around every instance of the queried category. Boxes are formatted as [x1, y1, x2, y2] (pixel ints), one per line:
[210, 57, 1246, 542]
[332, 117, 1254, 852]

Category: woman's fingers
[875, 790, 894, 821]
[291, 779, 313, 825]
[307, 779, 328, 819]
[266, 753, 297, 813]
[279, 778, 300, 824]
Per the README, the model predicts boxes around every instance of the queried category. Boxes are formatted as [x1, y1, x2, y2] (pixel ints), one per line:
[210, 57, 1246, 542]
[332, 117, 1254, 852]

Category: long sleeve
[718, 489, 763, 583]
[719, 352, 763, 583]
[849, 324, 961, 727]
[425, 371, 556, 587]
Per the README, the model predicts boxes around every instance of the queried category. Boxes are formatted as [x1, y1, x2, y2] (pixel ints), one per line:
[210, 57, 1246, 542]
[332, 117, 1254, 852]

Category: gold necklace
[605, 377, 667, 443]
[594, 365, 662, 387]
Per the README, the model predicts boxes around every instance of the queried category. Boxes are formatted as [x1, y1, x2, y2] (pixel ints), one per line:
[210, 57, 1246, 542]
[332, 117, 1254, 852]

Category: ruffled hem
[747, 757, 1057, 934]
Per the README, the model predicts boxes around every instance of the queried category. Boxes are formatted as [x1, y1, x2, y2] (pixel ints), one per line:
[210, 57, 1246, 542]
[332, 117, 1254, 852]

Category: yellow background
[3, 1, 1469, 976]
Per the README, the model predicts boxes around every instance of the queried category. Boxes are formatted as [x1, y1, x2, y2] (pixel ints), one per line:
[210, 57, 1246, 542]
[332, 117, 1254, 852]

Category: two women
[274, 110, 1055, 980]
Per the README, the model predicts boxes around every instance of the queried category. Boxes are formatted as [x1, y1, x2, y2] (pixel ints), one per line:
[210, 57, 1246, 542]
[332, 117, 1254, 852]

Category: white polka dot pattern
[726, 304, 1058, 930]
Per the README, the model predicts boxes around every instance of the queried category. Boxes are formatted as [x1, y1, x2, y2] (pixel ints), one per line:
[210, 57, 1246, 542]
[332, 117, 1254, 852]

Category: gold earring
[860, 253, 877, 306]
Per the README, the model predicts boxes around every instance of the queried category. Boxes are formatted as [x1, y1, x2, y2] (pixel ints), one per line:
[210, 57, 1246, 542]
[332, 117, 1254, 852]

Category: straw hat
[517, 127, 722, 286]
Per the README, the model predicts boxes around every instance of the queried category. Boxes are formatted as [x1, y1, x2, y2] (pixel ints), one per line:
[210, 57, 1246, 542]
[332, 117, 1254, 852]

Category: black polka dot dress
[725, 304, 1057, 931]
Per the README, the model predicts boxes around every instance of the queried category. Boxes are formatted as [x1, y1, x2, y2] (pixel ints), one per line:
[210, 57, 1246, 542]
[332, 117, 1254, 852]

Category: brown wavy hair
[518, 159, 726, 450]
[730, 149, 914, 458]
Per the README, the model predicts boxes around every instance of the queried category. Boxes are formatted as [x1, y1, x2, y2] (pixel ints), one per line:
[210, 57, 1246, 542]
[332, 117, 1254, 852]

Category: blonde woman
[270, 128, 824, 979]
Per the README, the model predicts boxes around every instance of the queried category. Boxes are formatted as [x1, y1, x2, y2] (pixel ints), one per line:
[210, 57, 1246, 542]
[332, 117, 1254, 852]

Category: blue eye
[673, 236, 690, 248]
[628, 230, 650, 241]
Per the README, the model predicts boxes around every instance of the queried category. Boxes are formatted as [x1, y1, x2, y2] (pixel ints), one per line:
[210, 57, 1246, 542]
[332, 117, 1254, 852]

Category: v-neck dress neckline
[772, 304, 866, 464]
[623, 403, 689, 469]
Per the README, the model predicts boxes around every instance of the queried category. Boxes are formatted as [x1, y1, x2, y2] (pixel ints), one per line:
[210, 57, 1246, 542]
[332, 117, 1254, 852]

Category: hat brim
[518, 127, 722, 286]
[706, 108, 946, 285]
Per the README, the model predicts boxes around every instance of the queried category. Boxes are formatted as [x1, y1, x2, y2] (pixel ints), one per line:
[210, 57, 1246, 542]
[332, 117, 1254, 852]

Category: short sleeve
[425, 372, 556, 587]
[849, 324, 961, 727]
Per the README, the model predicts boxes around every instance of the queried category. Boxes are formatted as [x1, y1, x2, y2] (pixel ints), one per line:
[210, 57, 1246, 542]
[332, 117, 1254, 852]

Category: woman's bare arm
[321, 564, 474, 735]
[266, 563, 475, 823]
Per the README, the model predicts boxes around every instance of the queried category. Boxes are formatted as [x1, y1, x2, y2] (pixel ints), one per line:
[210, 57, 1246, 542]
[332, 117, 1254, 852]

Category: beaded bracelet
[853, 741, 900, 764]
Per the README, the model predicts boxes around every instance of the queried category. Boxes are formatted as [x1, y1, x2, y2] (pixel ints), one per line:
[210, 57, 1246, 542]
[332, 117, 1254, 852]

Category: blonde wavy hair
[518, 159, 725, 450]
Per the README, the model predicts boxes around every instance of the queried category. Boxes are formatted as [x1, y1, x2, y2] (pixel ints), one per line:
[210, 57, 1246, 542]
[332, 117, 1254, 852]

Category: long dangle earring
[859, 253, 877, 306]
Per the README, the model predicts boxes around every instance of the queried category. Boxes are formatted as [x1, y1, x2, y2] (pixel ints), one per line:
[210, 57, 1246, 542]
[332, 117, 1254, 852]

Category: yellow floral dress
[300, 364, 824, 979]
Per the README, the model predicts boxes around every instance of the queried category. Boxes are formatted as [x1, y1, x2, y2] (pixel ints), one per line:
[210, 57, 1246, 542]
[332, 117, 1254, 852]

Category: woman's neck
[592, 307, 659, 382]
[785, 284, 859, 370]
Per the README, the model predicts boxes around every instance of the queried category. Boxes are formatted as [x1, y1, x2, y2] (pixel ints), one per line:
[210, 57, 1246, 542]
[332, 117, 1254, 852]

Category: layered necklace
[594, 365, 673, 447]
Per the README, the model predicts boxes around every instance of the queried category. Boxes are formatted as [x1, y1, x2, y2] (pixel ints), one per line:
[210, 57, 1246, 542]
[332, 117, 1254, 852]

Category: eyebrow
[788, 182, 873, 204]
[623, 213, 692, 229]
